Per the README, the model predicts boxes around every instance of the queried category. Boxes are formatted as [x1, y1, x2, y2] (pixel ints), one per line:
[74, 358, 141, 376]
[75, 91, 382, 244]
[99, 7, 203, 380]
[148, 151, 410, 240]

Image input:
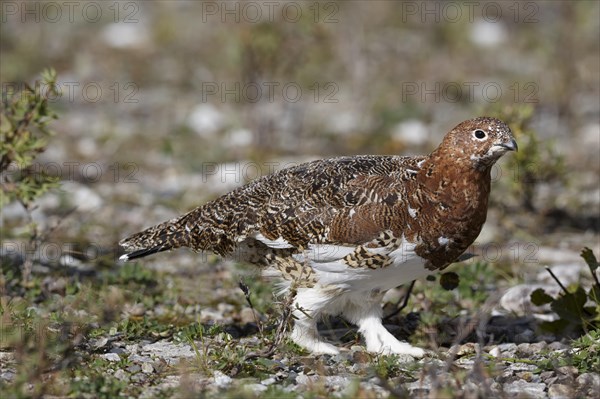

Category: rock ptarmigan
[119, 116, 517, 357]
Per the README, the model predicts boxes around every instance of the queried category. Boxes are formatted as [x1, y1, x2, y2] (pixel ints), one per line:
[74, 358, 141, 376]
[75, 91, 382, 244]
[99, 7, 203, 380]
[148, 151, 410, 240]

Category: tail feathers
[119, 217, 191, 262]
[119, 246, 167, 261]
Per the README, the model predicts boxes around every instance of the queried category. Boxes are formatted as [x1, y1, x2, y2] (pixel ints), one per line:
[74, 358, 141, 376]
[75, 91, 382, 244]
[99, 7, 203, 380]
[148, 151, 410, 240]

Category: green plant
[1, 68, 59, 207]
[570, 329, 600, 373]
[1, 68, 60, 284]
[531, 247, 600, 336]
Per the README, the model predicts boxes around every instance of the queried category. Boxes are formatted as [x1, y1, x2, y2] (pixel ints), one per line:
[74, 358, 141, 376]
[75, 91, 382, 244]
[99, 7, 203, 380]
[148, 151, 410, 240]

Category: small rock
[0, 371, 16, 382]
[503, 380, 546, 398]
[350, 363, 368, 374]
[470, 19, 507, 47]
[114, 369, 128, 381]
[187, 104, 225, 137]
[455, 358, 475, 368]
[576, 373, 600, 396]
[457, 343, 478, 356]
[325, 375, 351, 389]
[498, 284, 561, 319]
[130, 354, 152, 363]
[546, 376, 559, 386]
[296, 373, 319, 385]
[109, 347, 126, 355]
[497, 343, 518, 352]
[127, 364, 141, 373]
[141, 340, 196, 365]
[261, 377, 277, 386]
[100, 353, 120, 362]
[540, 371, 555, 382]
[92, 337, 109, 350]
[124, 303, 146, 317]
[506, 363, 538, 373]
[555, 366, 578, 384]
[213, 370, 232, 389]
[548, 342, 569, 351]
[557, 366, 578, 376]
[43, 277, 67, 294]
[141, 362, 154, 374]
[516, 372, 535, 382]
[548, 384, 573, 399]
[391, 119, 430, 146]
[130, 373, 148, 383]
[489, 346, 501, 358]
[518, 342, 547, 356]
[101, 22, 149, 49]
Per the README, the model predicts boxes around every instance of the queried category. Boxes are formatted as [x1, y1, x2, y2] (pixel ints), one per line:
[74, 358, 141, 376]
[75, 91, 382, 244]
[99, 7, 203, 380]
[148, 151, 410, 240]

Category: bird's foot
[290, 325, 340, 355]
[372, 340, 426, 358]
[363, 327, 425, 358]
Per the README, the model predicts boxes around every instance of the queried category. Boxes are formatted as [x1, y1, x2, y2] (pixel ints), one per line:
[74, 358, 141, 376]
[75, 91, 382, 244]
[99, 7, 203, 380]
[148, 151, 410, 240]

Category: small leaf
[581, 247, 599, 273]
[531, 288, 554, 306]
[440, 272, 460, 291]
[551, 287, 588, 324]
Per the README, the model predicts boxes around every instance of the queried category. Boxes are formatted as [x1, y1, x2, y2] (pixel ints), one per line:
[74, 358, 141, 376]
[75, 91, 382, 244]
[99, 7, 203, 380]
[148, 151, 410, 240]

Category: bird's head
[437, 117, 517, 170]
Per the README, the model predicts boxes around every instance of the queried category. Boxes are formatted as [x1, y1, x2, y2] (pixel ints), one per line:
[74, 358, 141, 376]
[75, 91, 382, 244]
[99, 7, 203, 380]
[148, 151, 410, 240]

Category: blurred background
[2, 1, 598, 249]
[1, 1, 599, 396]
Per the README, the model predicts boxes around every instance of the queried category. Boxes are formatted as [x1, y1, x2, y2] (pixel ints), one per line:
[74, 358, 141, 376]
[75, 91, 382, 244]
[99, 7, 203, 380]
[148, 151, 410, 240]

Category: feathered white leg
[290, 288, 339, 355]
[344, 302, 425, 357]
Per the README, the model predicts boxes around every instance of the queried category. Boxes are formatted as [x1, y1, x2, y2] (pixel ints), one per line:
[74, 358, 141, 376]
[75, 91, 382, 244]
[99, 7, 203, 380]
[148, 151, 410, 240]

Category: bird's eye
[474, 130, 487, 139]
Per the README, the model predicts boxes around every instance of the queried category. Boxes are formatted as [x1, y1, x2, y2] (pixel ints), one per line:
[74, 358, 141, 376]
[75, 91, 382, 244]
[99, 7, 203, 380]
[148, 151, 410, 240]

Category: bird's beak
[497, 138, 518, 152]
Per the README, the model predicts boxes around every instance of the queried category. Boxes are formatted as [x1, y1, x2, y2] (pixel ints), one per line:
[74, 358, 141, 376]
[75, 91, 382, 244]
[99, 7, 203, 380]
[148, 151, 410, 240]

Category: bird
[119, 116, 517, 357]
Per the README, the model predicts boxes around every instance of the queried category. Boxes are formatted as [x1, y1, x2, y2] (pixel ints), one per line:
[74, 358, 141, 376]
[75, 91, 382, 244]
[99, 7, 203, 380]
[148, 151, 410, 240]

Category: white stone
[100, 353, 120, 362]
[141, 340, 196, 365]
[227, 129, 254, 147]
[503, 380, 546, 398]
[102, 22, 149, 49]
[140, 363, 154, 375]
[187, 104, 225, 136]
[260, 377, 277, 386]
[213, 370, 232, 388]
[470, 19, 507, 47]
[489, 346, 501, 358]
[392, 119, 429, 146]
[497, 284, 561, 320]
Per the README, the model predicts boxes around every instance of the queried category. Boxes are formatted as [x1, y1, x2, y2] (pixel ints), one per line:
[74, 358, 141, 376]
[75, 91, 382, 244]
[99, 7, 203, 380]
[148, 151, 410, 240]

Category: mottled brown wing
[255, 171, 417, 248]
